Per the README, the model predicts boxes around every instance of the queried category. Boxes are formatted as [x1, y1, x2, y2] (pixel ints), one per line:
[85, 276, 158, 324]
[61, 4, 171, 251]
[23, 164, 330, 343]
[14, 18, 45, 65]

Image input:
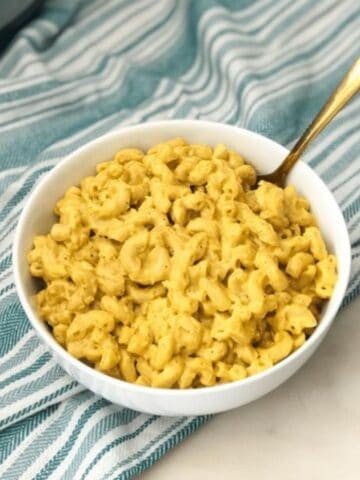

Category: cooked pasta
[28, 138, 337, 388]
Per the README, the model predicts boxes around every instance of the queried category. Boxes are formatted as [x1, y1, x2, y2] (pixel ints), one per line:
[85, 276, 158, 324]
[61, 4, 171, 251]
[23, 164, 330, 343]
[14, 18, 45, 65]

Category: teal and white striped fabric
[0, 0, 359, 478]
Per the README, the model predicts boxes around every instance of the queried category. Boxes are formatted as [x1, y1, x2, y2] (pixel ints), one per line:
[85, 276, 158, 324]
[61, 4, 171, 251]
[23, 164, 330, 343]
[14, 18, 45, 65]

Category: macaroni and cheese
[28, 138, 337, 388]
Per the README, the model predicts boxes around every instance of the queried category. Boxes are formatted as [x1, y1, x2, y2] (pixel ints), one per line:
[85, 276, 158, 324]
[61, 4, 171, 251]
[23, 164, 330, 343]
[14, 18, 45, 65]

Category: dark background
[0, 0, 44, 50]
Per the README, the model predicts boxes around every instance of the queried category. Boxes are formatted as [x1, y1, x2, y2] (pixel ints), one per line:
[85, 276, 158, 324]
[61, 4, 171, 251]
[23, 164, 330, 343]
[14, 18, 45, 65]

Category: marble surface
[140, 296, 360, 480]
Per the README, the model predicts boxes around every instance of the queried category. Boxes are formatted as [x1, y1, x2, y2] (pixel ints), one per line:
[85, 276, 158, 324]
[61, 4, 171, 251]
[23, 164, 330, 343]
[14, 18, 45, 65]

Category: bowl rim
[13, 119, 352, 397]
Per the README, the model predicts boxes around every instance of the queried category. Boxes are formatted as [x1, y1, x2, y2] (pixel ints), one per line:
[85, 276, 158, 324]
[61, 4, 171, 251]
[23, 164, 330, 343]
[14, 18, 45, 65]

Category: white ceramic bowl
[13, 120, 351, 416]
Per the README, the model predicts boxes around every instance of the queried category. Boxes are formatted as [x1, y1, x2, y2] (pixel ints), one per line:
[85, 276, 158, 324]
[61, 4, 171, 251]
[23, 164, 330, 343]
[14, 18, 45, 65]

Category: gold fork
[257, 56, 360, 187]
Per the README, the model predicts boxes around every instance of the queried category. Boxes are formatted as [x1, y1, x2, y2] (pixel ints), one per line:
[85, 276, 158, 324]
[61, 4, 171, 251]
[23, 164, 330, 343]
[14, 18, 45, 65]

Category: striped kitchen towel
[0, 0, 359, 478]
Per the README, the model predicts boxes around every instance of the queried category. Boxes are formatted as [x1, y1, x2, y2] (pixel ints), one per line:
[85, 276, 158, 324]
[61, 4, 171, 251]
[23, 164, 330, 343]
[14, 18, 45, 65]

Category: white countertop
[140, 296, 360, 480]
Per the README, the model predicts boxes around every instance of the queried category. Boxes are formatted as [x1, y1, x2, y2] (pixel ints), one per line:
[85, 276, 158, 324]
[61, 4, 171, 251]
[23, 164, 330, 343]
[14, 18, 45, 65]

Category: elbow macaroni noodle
[28, 138, 337, 388]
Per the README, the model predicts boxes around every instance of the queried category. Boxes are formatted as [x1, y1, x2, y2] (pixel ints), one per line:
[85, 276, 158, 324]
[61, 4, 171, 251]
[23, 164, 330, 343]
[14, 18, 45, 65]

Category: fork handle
[277, 56, 360, 181]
